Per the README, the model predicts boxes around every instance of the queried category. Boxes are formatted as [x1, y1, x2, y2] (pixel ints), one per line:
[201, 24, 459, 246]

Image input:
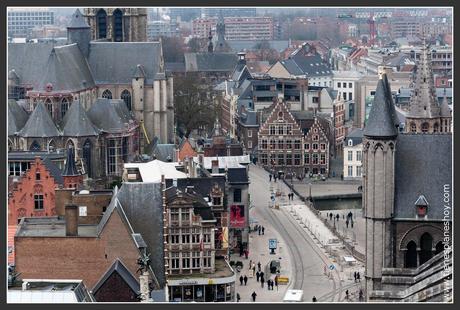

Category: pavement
[289, 179, 361, 198]
[247, 164, 365, 302]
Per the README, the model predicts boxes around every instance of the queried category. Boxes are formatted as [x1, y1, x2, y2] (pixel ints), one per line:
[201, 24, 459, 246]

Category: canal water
[312, 197, 362, 211]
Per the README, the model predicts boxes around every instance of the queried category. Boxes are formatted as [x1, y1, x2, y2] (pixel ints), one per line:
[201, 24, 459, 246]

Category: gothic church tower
[84, 8, 147, 42]
[362, 74, 399, 299]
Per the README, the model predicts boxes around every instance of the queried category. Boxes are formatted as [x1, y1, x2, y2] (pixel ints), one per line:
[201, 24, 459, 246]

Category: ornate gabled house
[8, 8, 174, 148]
[363, 73, 452, 302]
[405, 39, 452, 134]
[303, 117, 330, 176]
[258, 98, 304, 175]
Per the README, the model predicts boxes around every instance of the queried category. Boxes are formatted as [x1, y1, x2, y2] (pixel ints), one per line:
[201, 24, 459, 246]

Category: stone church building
[362, 66, 452, 302]
[8, 8, 174, 148]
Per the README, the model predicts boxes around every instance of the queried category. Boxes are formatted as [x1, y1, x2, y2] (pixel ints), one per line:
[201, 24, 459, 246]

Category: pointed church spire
[407, 39, 440, 119]
[363, 74, 398, 139]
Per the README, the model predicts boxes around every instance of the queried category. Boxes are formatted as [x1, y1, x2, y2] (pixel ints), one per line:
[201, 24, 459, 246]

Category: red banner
[230, 205, 245, 228]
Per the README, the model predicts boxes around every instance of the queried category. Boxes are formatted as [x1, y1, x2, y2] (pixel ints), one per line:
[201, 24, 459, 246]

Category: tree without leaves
[174, 73, 217, 138]
[187, 37, 202, 53]
[160, 36, 185, 63]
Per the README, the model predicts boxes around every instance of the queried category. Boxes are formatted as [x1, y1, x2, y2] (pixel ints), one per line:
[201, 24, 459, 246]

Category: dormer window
[348, 139, 353, 146]
[415, 195, 429, 217]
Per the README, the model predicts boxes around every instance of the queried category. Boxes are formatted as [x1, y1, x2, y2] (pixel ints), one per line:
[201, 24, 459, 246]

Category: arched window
[435, 241, 443, 255]
[121, 89, 132, 111]
[102, 89, 112, 99]
[433, 123, 439, 133]
[61, 98, 69, 119]
[66, 139, 75, 150]
[83, 139, 92, 178]
[8, 138, 14, 151]
[410, 122, 416, 133]
[30, 140, 41, 151]
[405, 241, 417, 268]
[45, 98, 53, 117]
[96, 9, 107, 39]
[48, 139, 56, 152]
[113, 9, 123, 42]
[421, 122, 429, 133]
[419, 232, 433, 265]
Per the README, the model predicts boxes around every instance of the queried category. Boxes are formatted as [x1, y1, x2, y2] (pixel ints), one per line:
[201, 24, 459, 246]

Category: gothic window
[405, 241, 417, 268]
[47, 139, 56, 152]
[30, 140, 41, 151]
[83, 139, 92, 178]
[61, 98, 69, 119]
[66, 139, 75, 150]
[433, 123, 439, 133]
[278, 111, 283, 120]
[435, 241, 443, 255]
[34, 194, 44, 210]
[121, 89, 132, 111]
[419, 233, 433, 265]
[96, 9, 107, 39]
[113, 9, 123, 42]
[410, 122, 416, 133]
[421, 122, 429, 133]
[102, 89, 112, 99]
[45, 98, 53, 117]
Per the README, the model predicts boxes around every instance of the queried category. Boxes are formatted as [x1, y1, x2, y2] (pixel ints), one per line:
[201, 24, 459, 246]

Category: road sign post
[269, 238, 277, 254]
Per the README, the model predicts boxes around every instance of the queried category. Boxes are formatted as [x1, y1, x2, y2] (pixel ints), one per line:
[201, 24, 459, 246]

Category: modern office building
[8, 8, 54, 38]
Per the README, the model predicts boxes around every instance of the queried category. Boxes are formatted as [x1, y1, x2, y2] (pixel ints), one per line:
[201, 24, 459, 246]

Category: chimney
[211, 159, 219, 174]
[65, 204, 79, 236]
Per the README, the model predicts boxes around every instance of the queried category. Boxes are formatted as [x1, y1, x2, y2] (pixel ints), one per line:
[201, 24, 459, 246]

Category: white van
[283, 289, 304, 302]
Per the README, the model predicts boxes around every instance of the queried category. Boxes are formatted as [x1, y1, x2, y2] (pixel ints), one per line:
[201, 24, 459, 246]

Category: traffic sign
[329, 264, 335, 270]
[269, 239, 277, 249]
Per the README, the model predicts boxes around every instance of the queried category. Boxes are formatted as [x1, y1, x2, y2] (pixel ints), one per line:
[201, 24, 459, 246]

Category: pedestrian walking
[345, 290, 349, 300]
[251, 291, 257, 302]
[343, 214, 345, 220]
[244, 275, 248, 285]
[357, 272, 361, 282]
[260, 277, 265, 288]
[258, 226, 261, 235]
[269, 174, 272, 182]
[351, 220, 354, 228]
[329, 213, 333, 220]
[245, 250, 249, 259]
[274, 276, 278, 290]
[312, 296, 317, 302]
[237, 293, 241, 302]
[353, 271, 357, 282]
[346, 220, 349, 228]
[336, 214, 340, 221]
[252, 265, 256, 276]
[256, 271, 260, 282]
[249, 260, 252, 270]
[239, 275, 244, 285]
[359, 289, 364, 301]
[262, 226, 265, 235]
[258, 262, 261, 271]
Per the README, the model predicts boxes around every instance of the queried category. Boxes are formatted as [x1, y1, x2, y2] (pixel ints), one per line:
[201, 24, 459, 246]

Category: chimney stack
[211, 159, 219, 174]
[65, 205, 79, 236]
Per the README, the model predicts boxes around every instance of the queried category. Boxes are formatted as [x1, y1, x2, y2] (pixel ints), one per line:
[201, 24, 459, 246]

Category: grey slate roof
[363, 75, 399, 138]
[8, 151, 66, 161]
[239, 110, 258, 127]
[394, 134, 452, 220]
[60, 100, 99, 137]
[133, 64, 146, 78]
[227, 168, 249, 184]
[165, 177, 226, 200]
[165, 62, 186, 73]
[87, 98, 134, 133]
[18, 102, 61, 138]
[116, 182, 165, 287]
[8, 99, 29, 136]
[42, 157, 64, 185]
[151, 144, 176, 162]
[284, 53, 332, 77]
[92, 259, 139, 297]
[184, 52, 238, 72]
[344, 128, 363, 146]
[67, 9, 90, 29]
[38, 44, 95, 92]
[280, 58, 304, 76]
[88, 42, 162, 84]
[8, 43, 55, 89]
[62, 146, 79, 176]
